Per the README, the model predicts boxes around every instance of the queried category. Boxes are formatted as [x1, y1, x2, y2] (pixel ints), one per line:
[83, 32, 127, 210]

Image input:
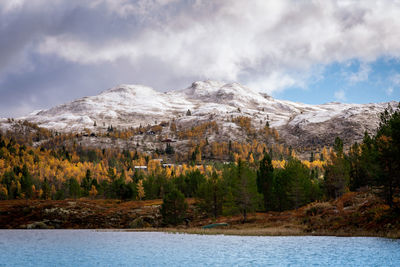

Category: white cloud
[386, 73, 400, 96]
[88, 0, 181, 18]
[347, 62, 371, 83]
[2, 0, 400, 99]
[0, 0, 25, 14]
[246, 72, 298, 94]
[390, 73, 400, 86]
[38, 35, 140, 64]
[32, 0, 400, 93]
[334, 89, 346, 102]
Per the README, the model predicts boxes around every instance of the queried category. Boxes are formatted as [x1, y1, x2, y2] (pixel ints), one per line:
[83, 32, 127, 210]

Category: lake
[0, 230, 399, 266]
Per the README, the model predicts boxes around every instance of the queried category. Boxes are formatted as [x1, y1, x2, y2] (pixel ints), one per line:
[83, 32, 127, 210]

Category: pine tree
[165, 143, 175, 155]
[257, 153, 274, 211]
[20, 164, 33, 198]
[81, 169, 92, 196]
[324, 138, 350, 199]
[42, 178, 51, 200]
[68, 177, 81, 199]
[234, 160, 262, 222]
[374, 104, 400, 206]
[196, 171, 224, 218]
[310, 152, 314, 162]
[161, 189, 187, 225]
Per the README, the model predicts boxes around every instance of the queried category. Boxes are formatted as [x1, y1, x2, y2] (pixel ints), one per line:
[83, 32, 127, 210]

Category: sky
[0, 0, 399, 117]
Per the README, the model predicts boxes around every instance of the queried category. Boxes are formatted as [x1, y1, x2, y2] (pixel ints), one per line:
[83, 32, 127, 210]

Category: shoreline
[99, 227, 400, 239]
[3, 227, 397, 239]
[1, 193, 399, 239]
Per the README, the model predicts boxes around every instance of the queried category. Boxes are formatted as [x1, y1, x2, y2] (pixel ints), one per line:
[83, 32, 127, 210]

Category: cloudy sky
[1, 0, 400, 117]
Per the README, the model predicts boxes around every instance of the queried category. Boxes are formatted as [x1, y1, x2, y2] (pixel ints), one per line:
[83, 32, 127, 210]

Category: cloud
[386, 73, 400, 96]
[0, 0, 27, 14]
[390, 73, 400, 86]
[245, 71, 309, 94]
[334, 89, 346, 102]
[347, 62, 371, 83]
[32, 1, 400, 91]
[1, 0, 400, 116]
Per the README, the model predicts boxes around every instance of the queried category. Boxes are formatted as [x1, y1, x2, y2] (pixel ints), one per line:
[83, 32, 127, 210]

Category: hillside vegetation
[0, 104, 399, 235]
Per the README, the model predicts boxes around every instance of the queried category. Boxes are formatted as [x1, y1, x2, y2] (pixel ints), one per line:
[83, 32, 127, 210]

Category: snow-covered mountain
[1, 80, 397, 148]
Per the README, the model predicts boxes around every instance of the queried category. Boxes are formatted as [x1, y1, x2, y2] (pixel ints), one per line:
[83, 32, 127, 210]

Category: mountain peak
[182, 80, 225, 96]
[179, 80, 262, 101]
[191, 80, 226, 89]
[100, 84, 158, 96]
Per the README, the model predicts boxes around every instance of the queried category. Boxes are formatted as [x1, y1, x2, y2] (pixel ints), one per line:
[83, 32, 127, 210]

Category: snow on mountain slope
[24, 84, 193, 131]
[2, 80, 397, 148]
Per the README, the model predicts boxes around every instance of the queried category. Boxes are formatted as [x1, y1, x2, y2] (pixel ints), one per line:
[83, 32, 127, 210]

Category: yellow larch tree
[137, 179, 145, 200]
[89, 185, 98, 199]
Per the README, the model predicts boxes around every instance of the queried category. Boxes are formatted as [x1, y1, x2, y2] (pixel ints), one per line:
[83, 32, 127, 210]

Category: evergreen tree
[333, 136, 344, 156]
[348, 140, 378, 191]
[285, 159, 314, 208]
[20, 164, 33, 198]
[161, 189, 188, 225]
[184, 170, 205, 197]
[374, 104, 400, 206]
[272, 168, 292, 211]
[165, 143, 174, 155]
[68, 177, 81, 199]
[42, 178, 51, 200]
[256, 153, 274, 211]
[81, 169, 92, 196]
[111, 170, 126, 199]
[233, 160, 262, 222]
[310, 152, 314, 162]
[324, 138, 350, 199]
[196, 171, 225, 218]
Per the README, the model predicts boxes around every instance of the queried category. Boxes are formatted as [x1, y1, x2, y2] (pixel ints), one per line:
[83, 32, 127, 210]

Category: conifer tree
[196, 171, 224, 218]
[324, 137, 350, 199]
[161, 189, 187, 225]
[374, 104, 400, 206]
[257, 153, 274, 211]
[234, 160, 261, 222]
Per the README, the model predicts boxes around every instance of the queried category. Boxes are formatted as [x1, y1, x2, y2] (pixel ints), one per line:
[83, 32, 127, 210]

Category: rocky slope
[1, 80, 397, 148]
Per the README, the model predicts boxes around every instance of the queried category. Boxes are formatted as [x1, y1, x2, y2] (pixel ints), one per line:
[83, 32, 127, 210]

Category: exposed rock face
[1, 80, 397, 148]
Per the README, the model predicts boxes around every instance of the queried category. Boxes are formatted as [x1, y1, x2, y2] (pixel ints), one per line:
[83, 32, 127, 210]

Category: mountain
[1, 80, 397, 149]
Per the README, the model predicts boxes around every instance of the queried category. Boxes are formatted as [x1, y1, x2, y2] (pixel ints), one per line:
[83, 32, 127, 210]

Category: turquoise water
[0, 230, 400, 266]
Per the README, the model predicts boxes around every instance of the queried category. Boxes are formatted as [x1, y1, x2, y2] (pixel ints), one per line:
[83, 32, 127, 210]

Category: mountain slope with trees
[1, 81, 396, 151]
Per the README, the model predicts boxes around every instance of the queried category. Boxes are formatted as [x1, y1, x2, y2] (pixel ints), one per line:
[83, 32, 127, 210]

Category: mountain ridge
[0, 80, 397, 149]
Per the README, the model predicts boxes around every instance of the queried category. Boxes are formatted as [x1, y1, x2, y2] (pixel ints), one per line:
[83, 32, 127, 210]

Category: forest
[0, 104, 399, 225]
